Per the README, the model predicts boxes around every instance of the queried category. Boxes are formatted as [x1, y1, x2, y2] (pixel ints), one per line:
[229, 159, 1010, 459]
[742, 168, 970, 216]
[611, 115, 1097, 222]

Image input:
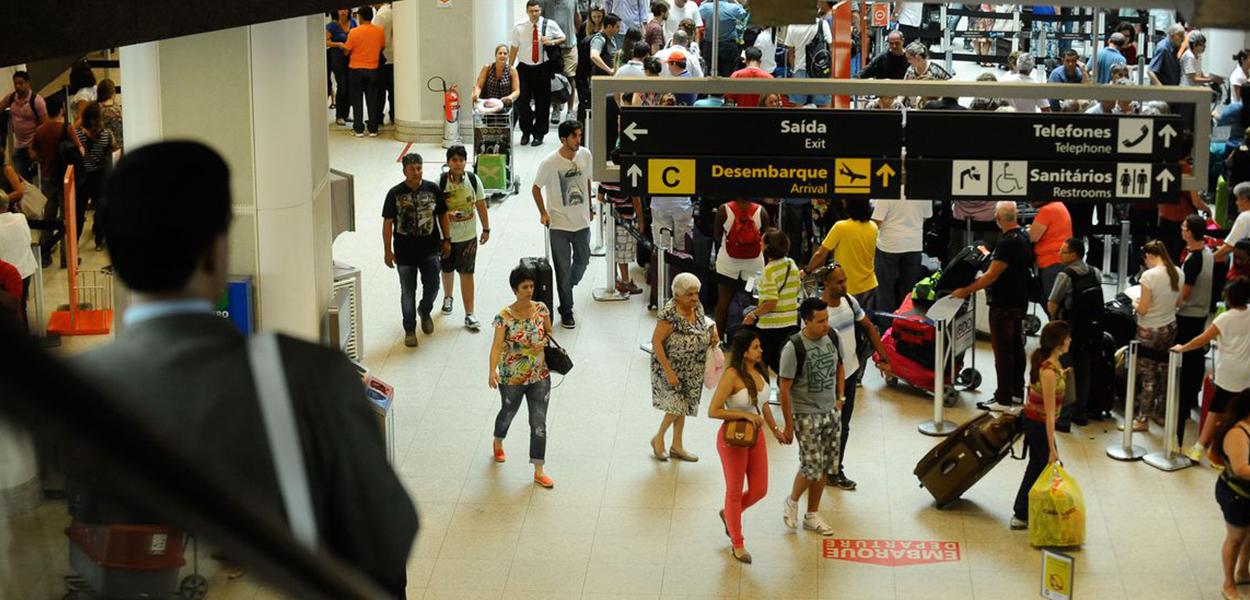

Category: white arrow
[623, 122, 649, 142]
[627, 164, 643, 187]
[1155, 168, 1175, 192]
[1158, 124, 1178, 148]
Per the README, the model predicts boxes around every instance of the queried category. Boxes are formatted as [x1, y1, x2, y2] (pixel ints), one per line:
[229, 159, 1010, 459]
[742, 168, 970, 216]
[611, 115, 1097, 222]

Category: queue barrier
[592, 203, 628, 303]
[1144, 349, 1194, 471]
[47, 165, 112, 336]
[1107, 341, 1148, 460]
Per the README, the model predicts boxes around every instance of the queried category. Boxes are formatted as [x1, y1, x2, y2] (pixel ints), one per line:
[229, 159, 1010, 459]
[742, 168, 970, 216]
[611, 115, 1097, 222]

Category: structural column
[392, 0, 514, 142]
[119, 16, 334, 341]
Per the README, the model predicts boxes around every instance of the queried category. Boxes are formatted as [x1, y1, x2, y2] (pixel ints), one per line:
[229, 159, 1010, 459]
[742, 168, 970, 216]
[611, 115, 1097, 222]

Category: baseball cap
[666, 51, 687, 64]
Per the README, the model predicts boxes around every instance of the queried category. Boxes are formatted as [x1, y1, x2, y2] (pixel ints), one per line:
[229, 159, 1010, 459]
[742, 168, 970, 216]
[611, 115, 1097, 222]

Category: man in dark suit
[72, 141, 417, 597]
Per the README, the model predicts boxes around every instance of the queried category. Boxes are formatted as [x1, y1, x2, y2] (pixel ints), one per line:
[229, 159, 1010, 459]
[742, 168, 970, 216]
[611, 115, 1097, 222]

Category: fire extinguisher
[427, 76, 462, 148]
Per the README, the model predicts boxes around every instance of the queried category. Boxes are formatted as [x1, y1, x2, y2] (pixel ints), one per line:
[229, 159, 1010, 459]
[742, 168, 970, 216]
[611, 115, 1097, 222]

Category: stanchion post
[1144, 349, 1194, 471]
[28, 242, 66, 350]
[942, 4, 953, 73]
[1117, 220, 1130, 293]
[1107, 341, 1147, 460]
[593, 206, 628, 302]
[657, 226, 671, 309]
[1101, 205, 1114, 283]
[919, 318, 956, 436]
[590, 201, 606, 257]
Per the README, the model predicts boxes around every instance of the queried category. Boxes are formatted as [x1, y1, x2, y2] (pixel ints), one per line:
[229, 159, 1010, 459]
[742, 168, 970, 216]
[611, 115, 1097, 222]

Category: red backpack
[724, 202, 762, 259]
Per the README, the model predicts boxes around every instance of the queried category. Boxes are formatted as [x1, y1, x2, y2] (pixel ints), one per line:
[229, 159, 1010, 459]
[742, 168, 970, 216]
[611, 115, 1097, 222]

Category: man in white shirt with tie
[510, 0, 566, 146]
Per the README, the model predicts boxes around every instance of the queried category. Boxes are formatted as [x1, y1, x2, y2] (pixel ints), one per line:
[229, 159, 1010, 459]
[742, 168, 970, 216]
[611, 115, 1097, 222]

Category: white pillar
[118, 16, 334, 341]
[393, 0, 511, 142]
[1203, 28, 1244, 84]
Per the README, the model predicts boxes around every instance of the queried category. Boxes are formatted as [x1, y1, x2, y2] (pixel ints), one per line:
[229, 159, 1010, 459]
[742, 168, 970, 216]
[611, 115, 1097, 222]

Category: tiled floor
[3, 114, 1233, 600]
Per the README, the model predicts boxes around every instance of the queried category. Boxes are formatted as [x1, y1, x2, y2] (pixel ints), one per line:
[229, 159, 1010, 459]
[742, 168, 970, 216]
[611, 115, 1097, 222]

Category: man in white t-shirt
[1002, 54, 1050, 113]
[818, 265, 891, 491]
[872, 198, 933, 320]
[664, 0, 703, 43]
[533, 120, 593, 329]
[893, 1, 924, 43]
[1216, 183, 1250, 263]
[371, 3, 395, 124]
[655, 31, 704, 78]
[784, 17, 832, 106]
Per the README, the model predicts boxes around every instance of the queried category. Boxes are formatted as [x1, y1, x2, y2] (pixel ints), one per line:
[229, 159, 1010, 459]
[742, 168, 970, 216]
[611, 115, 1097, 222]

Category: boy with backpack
[713, 198, 771, 340]
[777, 297, 844, 536]
[1047, 238, 1104, 428]
[438, 145, 490, 330]
[783, 13, 832, 106]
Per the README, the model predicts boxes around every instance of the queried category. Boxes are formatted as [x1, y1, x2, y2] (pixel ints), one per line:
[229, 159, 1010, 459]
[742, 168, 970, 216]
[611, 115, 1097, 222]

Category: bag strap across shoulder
[247, 332, 319, 549]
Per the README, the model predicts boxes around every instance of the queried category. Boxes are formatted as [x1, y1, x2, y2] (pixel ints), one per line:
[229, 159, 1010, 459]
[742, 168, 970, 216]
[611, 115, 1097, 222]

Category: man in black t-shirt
[952, 202, 1034, 411]
[383, 153, 449, 347]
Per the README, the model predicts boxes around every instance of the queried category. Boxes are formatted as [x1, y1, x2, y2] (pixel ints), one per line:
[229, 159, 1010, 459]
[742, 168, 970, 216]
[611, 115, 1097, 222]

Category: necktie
[532, 23, 540, 63]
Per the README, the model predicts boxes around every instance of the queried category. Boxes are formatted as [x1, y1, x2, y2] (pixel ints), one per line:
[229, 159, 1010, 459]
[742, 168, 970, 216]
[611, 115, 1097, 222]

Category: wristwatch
[483, 228, 491, 233]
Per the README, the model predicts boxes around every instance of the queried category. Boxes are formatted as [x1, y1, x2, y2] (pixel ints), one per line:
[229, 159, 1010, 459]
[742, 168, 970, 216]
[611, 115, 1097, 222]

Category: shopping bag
[1028, 463, 1086, 547]
[703, 345, 725, 390]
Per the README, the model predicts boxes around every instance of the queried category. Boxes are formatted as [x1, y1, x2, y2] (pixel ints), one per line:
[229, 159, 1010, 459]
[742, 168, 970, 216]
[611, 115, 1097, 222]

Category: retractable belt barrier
[1144, 349, 1195, 472]
[1107, 341, 1148, 461]
[593, 206, 629, 302]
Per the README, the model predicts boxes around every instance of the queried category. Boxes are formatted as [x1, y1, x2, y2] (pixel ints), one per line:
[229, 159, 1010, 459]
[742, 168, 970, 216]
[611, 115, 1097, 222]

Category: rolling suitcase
[914, 412, 1022, 508]
[1102, 292, 1137, 348]
[1086, 331, 1118, 417]
[935, 244, 991, 295]
[519, 233, 555, 313]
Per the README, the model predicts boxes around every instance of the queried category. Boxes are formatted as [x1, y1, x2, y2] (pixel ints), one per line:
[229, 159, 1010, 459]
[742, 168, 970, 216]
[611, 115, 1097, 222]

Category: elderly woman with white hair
[650, 272, 719, 462]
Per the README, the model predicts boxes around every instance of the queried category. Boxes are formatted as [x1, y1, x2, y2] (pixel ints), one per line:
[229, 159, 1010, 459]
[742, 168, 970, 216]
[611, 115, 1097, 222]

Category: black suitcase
[1087, 331, 1118, 416]
[519, 234, 554, 313]
[935, 244, 991, 294]
[914, 413, 1022, 508]
[1102, 293, 1137, 348]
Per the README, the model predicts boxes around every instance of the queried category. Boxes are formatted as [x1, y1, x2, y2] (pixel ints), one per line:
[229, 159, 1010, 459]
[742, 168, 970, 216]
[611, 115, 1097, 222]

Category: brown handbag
[723, 418, 758, 447]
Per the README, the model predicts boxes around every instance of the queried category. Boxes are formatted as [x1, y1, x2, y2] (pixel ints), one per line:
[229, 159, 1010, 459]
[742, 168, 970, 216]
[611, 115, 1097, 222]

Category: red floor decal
[823, 539, 961, 567]
[396, 142, 413, 162]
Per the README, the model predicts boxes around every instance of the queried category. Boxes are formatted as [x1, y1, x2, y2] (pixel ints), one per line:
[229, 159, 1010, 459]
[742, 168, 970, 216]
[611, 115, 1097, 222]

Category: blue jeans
[788, 69, 831, 107]
[397, 255, 440, 333]
[549, 227, 590, 318]
[874, 249, 924, 322]
[495, 379, 551, 464]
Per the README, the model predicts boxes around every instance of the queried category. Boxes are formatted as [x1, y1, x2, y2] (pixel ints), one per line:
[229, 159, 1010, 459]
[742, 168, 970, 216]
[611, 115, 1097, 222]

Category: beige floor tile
[502, 559, 587, 594]
[596, 507, 675, 538]
[457, 475, 536, 505]
[893, 570, 974, 599]
[816, 563, 896, 599]
[513, 531, 595, 563]
[522, 504, 601, 535]
[448, 502, 529, 533]
[1118, 572, 1204, 600]
[590, 533, 669, 565]
[737, 562, 820, 599]
[659, 562, 741, 598]
[582, 562, 666, 596]
[421, 587, 503, 600]
[500, 592, 581, 600]
[427, 558, 512, 592]
[437, 525, 520, 560]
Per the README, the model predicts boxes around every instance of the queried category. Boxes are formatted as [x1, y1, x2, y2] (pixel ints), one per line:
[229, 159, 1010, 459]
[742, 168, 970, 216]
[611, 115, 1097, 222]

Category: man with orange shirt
[726, 47, 774, 107]
[343, 6, 386, 137]
[1029, 200, 1073, 312]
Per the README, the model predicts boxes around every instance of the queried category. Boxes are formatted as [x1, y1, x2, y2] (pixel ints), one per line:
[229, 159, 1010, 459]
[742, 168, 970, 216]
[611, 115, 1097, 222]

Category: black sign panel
[907, 112, 1187, 162]
[906, 159, 1181, 203]
[619, 155, 903, 199]
[618, 107, 903, 158]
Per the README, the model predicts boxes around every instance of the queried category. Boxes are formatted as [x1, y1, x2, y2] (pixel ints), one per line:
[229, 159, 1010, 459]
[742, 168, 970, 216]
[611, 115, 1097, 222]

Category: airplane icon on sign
[839, 163, 866, 183]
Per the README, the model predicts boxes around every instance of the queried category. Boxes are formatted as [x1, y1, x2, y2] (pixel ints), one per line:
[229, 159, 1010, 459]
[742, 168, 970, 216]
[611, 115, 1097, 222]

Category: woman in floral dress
[650, 273, 719, 462]
[489, 265, 556, 488]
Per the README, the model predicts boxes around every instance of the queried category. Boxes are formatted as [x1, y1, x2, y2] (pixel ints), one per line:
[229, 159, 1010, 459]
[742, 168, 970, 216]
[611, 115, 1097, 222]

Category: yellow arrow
[876, 163, 896, 187]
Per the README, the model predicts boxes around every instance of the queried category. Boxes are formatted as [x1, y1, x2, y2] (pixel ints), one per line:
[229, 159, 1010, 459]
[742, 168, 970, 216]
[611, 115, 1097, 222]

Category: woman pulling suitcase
[1010, 321, 1070, 530]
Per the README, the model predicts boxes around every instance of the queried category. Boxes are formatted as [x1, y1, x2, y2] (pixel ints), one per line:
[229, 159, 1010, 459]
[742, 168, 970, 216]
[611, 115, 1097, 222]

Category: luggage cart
[472, 103, 519, 202]
[877, 295, 981, 407]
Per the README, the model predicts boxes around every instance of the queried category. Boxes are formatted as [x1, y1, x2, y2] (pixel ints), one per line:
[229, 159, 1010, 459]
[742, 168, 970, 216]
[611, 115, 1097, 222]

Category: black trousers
[382, 62, 395, 123]
[329, 50, 352, 121]
[516, 63, 552, 138]
[1013, 418, 1050, 520]
[350, 67, 382, 134]
[837, 367, 862, 472]
[575, 73, 591, 131]
[1157, 217, 1185, 265]
[1176, 315, 1208, 448]
[700, 39, 741, 77]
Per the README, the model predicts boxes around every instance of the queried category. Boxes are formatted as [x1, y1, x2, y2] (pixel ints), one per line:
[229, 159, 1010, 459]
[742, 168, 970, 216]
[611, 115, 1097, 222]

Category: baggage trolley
[472, 104, 519, 202]
[876, 295, 981, 407]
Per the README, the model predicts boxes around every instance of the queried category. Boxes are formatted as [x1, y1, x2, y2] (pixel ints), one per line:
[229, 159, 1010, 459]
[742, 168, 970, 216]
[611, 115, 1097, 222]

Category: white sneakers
[1185, 443, 1206, 463]
[803, 513, 835, 536]
[465, 314, 481, 330]
[783, 497, 798, 529]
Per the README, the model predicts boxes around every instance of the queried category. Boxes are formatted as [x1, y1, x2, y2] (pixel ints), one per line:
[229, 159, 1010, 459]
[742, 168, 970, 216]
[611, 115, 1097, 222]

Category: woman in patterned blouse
[488, 265, 557, 488]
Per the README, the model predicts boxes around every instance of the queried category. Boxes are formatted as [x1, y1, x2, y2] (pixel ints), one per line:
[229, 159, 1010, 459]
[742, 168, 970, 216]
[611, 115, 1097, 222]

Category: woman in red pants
[710, 329, 782, 563]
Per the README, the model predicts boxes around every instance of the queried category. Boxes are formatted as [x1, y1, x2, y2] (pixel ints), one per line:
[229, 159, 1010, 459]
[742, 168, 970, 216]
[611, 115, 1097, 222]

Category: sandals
[669, 447, 699, 462]
[534, 474, 555, 488]
[650, 437, 669, 461]
[731, 547, 752, 564]
[719, 510, 730, 539]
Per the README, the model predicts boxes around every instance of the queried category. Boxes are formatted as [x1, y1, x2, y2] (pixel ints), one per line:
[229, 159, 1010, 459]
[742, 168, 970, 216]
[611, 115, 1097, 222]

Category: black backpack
[57, 123, 82, 182]
[787, 330, 843, 380]
[803, 20, 831, 79]
[1062, 266, 1104, 339]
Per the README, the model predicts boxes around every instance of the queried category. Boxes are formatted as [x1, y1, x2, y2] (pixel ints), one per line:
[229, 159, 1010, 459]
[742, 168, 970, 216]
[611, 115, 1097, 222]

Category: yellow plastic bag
[1028, 463, 1086, 547]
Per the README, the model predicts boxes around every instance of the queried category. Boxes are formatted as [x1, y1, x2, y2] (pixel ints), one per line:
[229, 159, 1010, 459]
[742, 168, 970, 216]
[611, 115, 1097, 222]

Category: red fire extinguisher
[427, 76, 462, 148]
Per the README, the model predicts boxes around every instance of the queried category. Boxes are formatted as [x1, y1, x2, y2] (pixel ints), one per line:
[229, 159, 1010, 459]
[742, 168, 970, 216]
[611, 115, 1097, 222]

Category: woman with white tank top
[709, 329, 784, 564]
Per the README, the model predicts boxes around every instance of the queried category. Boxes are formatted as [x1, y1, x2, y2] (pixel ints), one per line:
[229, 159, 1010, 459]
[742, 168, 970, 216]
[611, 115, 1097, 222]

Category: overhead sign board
[620, 156, 901, 198]
[907, 159, 1181, 203]
[618, 107, 903, 158]
[907, 112, 1186, 162]
[871, 2, 890, 26]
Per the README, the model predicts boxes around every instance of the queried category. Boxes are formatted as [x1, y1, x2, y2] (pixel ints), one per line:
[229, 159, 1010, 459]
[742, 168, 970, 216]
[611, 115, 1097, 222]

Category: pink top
[3, 92, 47, 148]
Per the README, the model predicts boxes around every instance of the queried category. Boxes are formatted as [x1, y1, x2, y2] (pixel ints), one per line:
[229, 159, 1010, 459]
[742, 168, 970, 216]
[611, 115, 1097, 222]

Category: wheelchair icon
[994, 162, 1024, 194]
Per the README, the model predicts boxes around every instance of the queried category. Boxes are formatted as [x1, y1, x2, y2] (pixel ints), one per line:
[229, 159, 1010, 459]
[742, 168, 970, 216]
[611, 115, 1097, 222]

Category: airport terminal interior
[4, 1, 1250, 599]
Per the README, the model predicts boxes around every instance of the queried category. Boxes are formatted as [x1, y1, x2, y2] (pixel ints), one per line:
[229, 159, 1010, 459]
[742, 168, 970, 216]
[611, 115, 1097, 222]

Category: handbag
[544, 334, 573, 375]
[723, 418, 758, 447]
[703, 342, 725, 390]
